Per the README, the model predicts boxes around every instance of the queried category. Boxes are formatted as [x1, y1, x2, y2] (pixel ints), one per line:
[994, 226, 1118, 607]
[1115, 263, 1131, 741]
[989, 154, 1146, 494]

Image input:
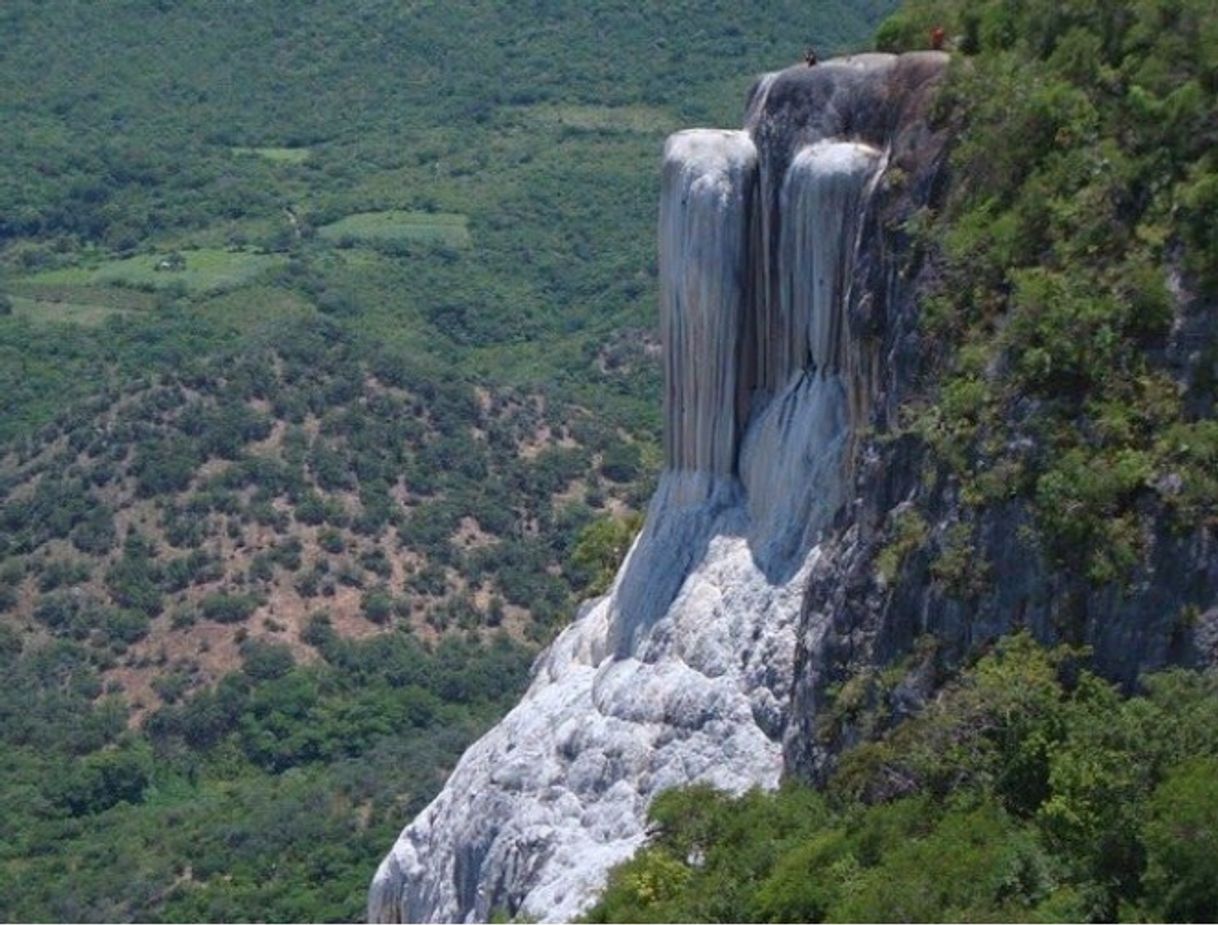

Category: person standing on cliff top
[804, 46, 817, 66]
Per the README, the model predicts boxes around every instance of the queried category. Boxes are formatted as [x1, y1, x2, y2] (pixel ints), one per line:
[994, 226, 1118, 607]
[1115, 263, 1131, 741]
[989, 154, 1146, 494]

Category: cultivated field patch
[317, 210, 472, 247]
[194, 286, 317, 333]
[231, 145, 312, 163]
[8, 294, 134, 326]
[21, 248, 289, 294]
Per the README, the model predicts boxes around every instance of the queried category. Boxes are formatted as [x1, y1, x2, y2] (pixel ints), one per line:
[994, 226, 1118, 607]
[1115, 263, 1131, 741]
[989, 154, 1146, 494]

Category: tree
[1141, 758, 1218, 922]
[361, 586, 394, 624]
[600, 441, 641, 483]
[200, 592, 259, 624]
[54, 741, 153, 816]
[568, 513, 642, 596]
[240, 639, 296, 681]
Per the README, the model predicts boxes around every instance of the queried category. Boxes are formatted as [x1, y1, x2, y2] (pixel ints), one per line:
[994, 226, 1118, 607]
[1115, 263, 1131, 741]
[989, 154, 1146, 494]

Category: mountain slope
[789, 0, 1218, 783]
[0, 2, 896, 920]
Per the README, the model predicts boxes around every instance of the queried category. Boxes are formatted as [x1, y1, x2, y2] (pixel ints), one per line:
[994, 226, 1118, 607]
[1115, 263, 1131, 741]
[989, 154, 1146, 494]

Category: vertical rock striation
[370, 52, 950, 924]
[778, 142, 881, 381]
[659, 129, 756, 482]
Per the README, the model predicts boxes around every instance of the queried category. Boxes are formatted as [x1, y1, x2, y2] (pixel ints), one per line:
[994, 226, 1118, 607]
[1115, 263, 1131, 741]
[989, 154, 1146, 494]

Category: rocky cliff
[784, 256, 1218, 785]
[368, 50, 953, 924]
[780, 69, 1218, 788]
[365, 2, 1218, 918]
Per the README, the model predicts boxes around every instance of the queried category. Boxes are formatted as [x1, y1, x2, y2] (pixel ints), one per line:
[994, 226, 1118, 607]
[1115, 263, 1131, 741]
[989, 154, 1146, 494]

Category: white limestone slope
[368, 483, 816, 923]
[369, 101, 883, 925]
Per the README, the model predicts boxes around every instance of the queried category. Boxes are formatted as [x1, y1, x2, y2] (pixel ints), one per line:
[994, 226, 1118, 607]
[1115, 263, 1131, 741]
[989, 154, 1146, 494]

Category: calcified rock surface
[659, 129, 756, 479]
[370, 52, 948, 924]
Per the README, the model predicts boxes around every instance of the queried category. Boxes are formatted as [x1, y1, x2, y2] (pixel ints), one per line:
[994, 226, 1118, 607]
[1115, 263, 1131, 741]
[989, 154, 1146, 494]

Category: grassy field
[231, 146, 312, 163]
[193, 286, 319, 336]
[21, 248, 290, 294]
[317, 211, 472, 247]
[8, 294, 134, 326]
[5, 283, 158, 326]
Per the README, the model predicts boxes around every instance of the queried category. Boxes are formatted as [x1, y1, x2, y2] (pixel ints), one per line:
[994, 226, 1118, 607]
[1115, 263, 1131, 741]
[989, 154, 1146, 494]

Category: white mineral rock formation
[370, 56, 908, 924]
[659, 129, 756, 480]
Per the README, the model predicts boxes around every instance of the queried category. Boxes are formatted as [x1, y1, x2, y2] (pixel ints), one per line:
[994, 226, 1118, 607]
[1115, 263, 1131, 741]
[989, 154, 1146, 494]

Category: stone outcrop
[779, 65, 1218, 787]
[785, 298, 1218, 785]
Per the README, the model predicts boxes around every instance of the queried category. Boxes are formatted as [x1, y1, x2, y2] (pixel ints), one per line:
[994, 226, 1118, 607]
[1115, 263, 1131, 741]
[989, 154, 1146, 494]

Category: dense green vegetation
[0, 622, 532, 920]
[0, 0, 893, 440]
[0, 1, 897, 920]
[879, 0, 1218, 584]
[587, 634, 1218, 923]
[7, 0, 1213, 919]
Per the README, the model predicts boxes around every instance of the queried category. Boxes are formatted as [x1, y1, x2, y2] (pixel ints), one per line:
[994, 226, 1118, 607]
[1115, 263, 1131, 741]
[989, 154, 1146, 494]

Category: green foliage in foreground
[586, 635, 1218, 923]
[0, 627, 532, 921]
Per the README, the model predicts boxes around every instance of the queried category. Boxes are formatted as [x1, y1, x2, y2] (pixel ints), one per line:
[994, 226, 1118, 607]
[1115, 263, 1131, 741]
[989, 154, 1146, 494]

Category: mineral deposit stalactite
[659, 129, 757, 479]
[370, 52, 949, 925]
[776, 141, 882, 381]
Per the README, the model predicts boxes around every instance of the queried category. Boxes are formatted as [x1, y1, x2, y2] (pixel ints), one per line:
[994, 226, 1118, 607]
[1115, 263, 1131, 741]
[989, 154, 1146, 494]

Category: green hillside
[0, 2, 895, 920]
[0, 0, 894, 438]
[880, 0, 1218, 583]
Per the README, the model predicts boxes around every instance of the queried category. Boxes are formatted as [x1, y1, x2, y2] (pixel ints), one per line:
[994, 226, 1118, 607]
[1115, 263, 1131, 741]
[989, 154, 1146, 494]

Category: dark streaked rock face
[369, 52, 950, 924]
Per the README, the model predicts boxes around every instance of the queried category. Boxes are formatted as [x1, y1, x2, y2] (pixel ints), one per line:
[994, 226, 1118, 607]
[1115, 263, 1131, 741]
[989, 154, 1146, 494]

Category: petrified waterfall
[659, 129, 755, 481]
[370, 52, 948, 924]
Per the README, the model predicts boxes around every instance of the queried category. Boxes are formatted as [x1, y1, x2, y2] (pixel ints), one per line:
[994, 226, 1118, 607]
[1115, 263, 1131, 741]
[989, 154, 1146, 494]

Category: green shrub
[567, 513, 642, 596]
[240, 639, 295, 681]
[53, 742, 153, 816]
[1141, 758, 1218, 921]
[200, 592, 260, 624]
[361, 586, 394, 624]
[103, 608, 151, 645]
[599, 441, 641, 483]
[876, 508, 929, 584]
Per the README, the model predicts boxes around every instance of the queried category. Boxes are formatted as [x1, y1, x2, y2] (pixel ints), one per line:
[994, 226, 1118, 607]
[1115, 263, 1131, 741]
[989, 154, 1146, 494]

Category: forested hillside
[0, 1, 895, 920]
[878, 0, 1218, 586]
